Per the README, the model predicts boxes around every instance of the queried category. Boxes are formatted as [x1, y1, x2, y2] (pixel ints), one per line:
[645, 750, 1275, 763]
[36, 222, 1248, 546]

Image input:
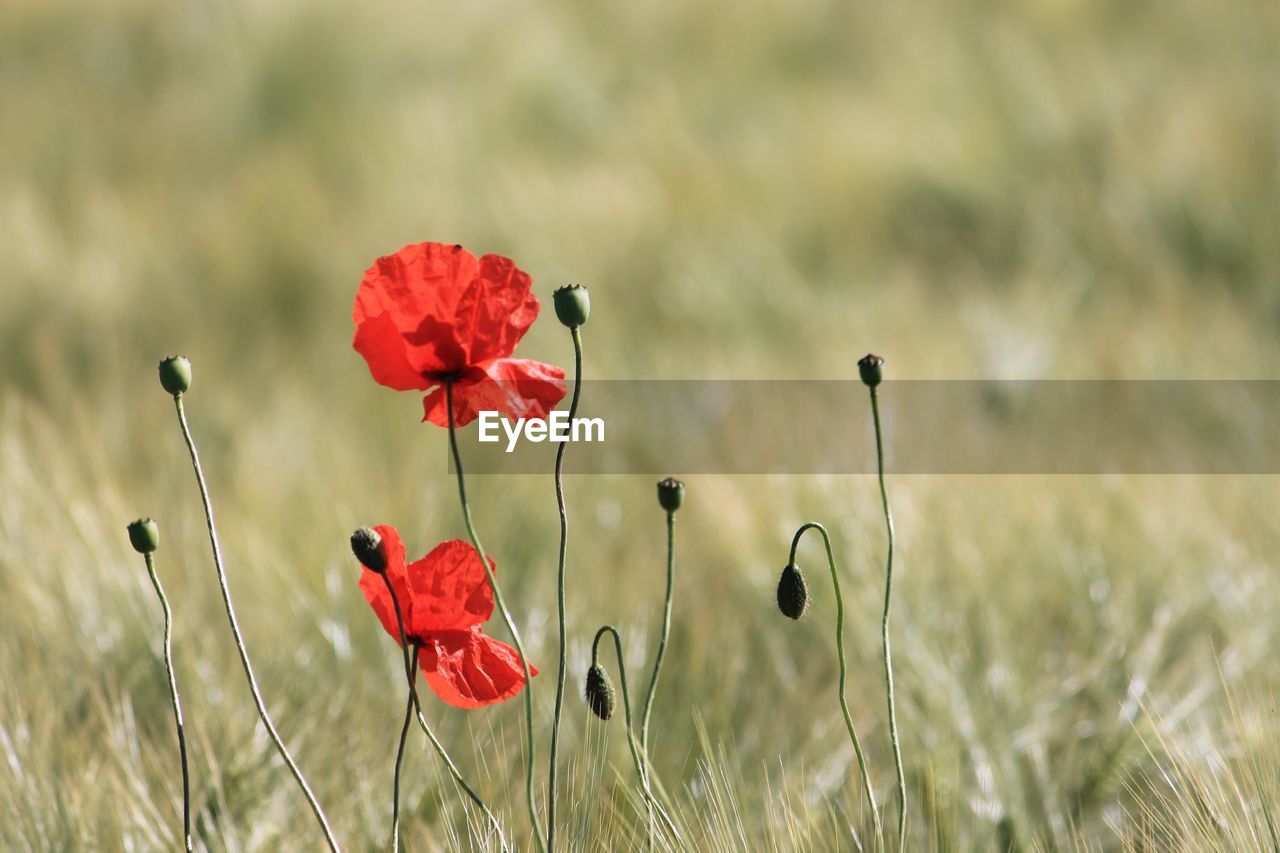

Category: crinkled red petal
[419, 629, 538, 708]
[405, 539, 495, 634]
[421, 358, 567, 428]
[352, 242, 541, 388]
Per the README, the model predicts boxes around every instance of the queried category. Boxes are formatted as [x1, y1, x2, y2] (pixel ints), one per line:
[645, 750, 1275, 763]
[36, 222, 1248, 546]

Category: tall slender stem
[380, 574, 507, 850]
[547, 326, 584, 850]
[444, 381, 546, 853]
[789, 522, 882, 848]
[869, 388, 906, 849]
[639, 512, 676, 774]
[391, 659, 414, 852]
[142, 552, 192, 852]
[591, 626, 658, 837]
[171, 396, 339, 852]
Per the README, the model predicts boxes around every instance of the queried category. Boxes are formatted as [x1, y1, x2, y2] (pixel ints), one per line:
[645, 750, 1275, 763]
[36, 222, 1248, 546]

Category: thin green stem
[444, 381, 546, 853]
[591, 625, 659, 841]
[391, 667, 413, 852]
[380, 574, 507, 851]
[547, 325, 584, 850]
[142, 552, 192, 852]
[171, 396, 339, 852]
[869, 388, 907, 850]
[639, 512, 676, 773]
[789, 522, 882, 849]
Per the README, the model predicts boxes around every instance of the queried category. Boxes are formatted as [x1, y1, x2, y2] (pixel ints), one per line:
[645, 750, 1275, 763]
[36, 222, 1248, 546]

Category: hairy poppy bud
[553, 284, 590, 328]
[158, 355, 192, 396]
[127, 518, 160, 554]
[584, 663, 616, 720]
[656, 477, 685, 513]
[350, 527, 387, 573]
[776, 563, 809, 620]
[857, 353, 884, 388]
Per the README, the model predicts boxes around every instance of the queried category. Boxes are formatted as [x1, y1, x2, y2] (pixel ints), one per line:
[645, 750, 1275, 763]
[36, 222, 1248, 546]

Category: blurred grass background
[1, 0, 1278, 849]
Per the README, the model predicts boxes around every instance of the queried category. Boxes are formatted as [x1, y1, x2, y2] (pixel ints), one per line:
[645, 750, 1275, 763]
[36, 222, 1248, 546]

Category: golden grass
[2, 0, 1279, 848]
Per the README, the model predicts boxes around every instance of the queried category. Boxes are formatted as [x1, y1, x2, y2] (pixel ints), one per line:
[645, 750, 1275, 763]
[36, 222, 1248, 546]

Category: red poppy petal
[357, 524, 411, 643]
[352, 243, 542, 387]
[352, 311, 433, 392]
[419, 629, 538, 709]
[421, 358, 568, 428]
[353, 243, 479, 380]
[458, 253, 541, 366]
[357, 242, 478, 336]
[405, 539, 495, 633]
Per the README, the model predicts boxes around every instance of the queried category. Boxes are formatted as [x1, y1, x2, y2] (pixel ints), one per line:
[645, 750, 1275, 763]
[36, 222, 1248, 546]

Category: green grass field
[2, 0, 1279, 849]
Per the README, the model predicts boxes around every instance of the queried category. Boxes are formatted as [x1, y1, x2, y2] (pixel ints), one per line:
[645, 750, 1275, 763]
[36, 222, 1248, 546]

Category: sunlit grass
[2, 0, 1279, 848]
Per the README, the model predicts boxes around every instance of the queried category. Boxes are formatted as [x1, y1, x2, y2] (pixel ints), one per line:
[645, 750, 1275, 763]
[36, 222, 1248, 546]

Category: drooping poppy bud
[553, 283, 591, 328]
[350, 527, 387, 573]
[127, 518, 160, 554]
[776, 563, 809, 620]
[858, 353, 884, 388]
[158, 355, 192, 396]
[584, 663, 616, 721]
[656, 477, 685, 513]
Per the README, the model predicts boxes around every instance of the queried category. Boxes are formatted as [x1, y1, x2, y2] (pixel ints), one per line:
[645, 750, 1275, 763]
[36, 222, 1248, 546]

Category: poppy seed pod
[127, 518, 160, 554]
[553, 283, 590, 328]
[656, 477, 685, 513]
[158, 355, 192, 396]
[350, 527, 387, 573]
[858, 353, 884, 388]
[584, 663, 616, 720]
[776, 563, 809, 620]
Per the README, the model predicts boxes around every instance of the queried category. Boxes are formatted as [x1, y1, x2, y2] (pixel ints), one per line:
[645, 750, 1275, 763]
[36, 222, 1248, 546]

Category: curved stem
[789, 522, 882, 849]
[444, 381, 546, 853]
[547, 326, 584, 850]
[639, 512, 676, 773]
[591, 626, 659, 840]
[142, 552, 192, 852]
[172, 396, 339, 852]
[380, 574, 507, 851]
[391, 665, 413, 852]
[869, 388, 907, 850]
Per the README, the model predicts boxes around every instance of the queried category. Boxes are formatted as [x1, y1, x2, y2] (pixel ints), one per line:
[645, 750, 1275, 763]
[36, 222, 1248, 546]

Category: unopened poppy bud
[656, 477, 685, 513]
[553, 283, 590, 328]
[776, 563, 809, 620]
[158, 355, 192, 396]
[350, 527, 387, 573]
[127, 518, 160, 554]
[857, 353, 884, 388]
[584, 663, 615, 721]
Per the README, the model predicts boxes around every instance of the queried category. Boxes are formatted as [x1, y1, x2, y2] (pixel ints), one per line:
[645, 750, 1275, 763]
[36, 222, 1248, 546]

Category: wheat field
[2, 0, 1279, 849]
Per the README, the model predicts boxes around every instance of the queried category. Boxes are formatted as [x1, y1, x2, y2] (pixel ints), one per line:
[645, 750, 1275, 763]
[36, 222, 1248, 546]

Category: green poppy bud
[127, 518, 160, 554]
[776, 563, 809, 620]
[158, 355, 192, 396]
[553, 283, 591, 328]
[656, 477, 685, 513]
[857, 353, 884, 388]
[584, 663, 616, 720]
[997, 816, 1018, 852]
[350, 527, 387, 573]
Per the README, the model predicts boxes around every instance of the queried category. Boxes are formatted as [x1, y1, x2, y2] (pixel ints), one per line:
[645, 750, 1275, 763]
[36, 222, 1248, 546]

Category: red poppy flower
[353, 242, 568, 427]
[356, 525, 537, 708]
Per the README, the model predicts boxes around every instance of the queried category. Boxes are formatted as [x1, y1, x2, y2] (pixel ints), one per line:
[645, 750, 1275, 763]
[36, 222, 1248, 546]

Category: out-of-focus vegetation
[1, 0, 1278, 848]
